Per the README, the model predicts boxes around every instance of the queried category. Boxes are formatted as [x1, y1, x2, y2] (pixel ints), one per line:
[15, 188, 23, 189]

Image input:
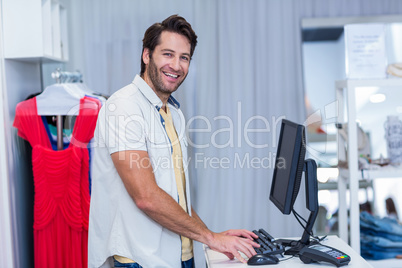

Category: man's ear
[142, 48, 150, 65]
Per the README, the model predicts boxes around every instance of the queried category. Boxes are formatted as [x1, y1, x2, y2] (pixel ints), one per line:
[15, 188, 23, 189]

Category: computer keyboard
[252, 228, 285, 255]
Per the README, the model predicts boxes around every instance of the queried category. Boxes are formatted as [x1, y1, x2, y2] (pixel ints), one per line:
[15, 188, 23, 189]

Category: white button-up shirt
[88, 75, 191, 268]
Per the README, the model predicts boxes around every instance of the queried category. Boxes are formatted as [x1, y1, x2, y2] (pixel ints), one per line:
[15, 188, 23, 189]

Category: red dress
[13, 96, 101, 268]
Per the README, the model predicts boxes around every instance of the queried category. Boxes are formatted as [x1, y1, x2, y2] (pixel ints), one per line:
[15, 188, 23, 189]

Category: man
[88, 15, 258, 268]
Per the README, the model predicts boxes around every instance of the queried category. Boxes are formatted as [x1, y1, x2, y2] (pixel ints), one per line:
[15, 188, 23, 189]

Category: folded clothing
[360, 211, 402, 237]
[360, 212, 402, 260]
[361, 227, 402, 242]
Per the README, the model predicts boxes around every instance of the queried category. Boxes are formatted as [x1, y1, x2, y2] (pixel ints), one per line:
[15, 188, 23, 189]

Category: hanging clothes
[13, 95, 101, 268]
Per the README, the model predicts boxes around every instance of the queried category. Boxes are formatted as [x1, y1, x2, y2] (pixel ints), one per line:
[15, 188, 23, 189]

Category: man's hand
[220, 229, 258, 241]
[206, 230, 259, 263]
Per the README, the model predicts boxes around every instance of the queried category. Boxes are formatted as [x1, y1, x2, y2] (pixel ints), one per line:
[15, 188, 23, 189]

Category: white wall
[0, 5, 15, 266]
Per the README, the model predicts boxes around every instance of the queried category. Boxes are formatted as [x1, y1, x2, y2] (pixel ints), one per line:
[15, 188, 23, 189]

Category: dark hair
[140, 15, 198, 76]
[386, 197, 398, 217]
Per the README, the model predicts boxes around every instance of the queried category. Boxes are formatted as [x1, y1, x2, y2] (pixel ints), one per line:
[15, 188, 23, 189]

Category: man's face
[143, 31, 191, 96]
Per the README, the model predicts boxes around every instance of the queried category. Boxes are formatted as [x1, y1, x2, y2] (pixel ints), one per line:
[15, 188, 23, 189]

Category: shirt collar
[132, 75, 180, 110]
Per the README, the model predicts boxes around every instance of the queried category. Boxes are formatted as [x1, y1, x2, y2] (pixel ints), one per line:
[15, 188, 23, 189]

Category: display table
[204, 235, 373, 268]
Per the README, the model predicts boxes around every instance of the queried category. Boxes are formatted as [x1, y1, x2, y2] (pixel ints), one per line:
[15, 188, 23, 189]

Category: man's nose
[170, 57, 180, 70]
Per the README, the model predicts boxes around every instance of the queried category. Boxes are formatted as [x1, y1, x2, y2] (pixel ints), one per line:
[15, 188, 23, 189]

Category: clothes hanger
[36, 69, 88, 116]
[36, 70, 87, 149]
[36, 83, 85, 116]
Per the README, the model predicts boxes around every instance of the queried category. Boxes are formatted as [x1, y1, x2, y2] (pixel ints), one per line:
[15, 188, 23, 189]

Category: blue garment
[360, 211, 402, 237]
[41, 116, 70, 150]
[114, 260, 141, 268]
[361, 234, 402, 249]
[181, 258, 195, 268]
[361, 226, 402, 242]
[113, 257, 195, 268]
[360, 212, 402, 260]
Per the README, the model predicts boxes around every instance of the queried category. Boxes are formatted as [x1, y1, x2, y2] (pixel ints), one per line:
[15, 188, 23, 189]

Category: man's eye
[164, 53, 172, 57]
[181, 56, 189, 61]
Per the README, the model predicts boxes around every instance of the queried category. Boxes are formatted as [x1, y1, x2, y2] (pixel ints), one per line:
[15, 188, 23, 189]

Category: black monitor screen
[270, 119, 306, 215]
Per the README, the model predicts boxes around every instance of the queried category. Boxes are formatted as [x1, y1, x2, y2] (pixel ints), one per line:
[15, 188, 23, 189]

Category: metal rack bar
[51, 68, 82, 150]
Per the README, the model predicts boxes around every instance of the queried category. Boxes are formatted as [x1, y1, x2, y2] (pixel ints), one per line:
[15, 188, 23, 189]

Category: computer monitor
[269, 119, 306, 215]
[269, 119, 319, 254]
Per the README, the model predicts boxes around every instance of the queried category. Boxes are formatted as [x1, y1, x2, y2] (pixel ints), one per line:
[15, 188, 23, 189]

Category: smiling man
[88, 15, 258, 268]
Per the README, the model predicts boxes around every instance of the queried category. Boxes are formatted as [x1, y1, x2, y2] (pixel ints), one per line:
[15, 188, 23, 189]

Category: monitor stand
[275, 159, 319, 255]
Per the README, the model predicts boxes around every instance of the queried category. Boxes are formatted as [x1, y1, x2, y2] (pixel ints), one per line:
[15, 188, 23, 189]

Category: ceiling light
[355, 87, 379, 110]
[370, 93, 386, 103]
[397, 106, 402, 113]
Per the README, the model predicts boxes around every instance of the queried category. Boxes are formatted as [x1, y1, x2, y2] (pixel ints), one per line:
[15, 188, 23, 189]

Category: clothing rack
[51, 69, 83, 84]
[51, 69, 83, 150]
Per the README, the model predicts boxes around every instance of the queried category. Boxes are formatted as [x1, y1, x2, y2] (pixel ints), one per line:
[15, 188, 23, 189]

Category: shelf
[318, 180, 373, 190]
[4, 56, 68, 64]
[336, 78, 402, 254]
[336, 78, 402, 89]
[3, 0, 69, 62]
[367, 259, 402, 268]
[339, 167, 402, 180]
[362, 167, 402, 179]
[308, 133, 337, 143]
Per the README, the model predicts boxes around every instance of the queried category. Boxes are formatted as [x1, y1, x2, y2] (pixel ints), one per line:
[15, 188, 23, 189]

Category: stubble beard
[147, 57, 187, 96]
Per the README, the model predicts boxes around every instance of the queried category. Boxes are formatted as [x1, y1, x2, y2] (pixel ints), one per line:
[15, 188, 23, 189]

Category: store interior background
[303, 19, 402, 222]
[2, 0, 402, 267]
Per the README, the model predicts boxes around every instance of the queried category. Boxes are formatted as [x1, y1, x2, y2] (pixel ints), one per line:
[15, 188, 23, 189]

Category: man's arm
[111, 150, 258, 263]
[191, 207, 208, 229]
[191, 207, 256, 241]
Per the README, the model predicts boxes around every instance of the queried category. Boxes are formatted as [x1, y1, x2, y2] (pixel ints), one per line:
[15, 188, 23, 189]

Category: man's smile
[163, 71, 179, 79]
